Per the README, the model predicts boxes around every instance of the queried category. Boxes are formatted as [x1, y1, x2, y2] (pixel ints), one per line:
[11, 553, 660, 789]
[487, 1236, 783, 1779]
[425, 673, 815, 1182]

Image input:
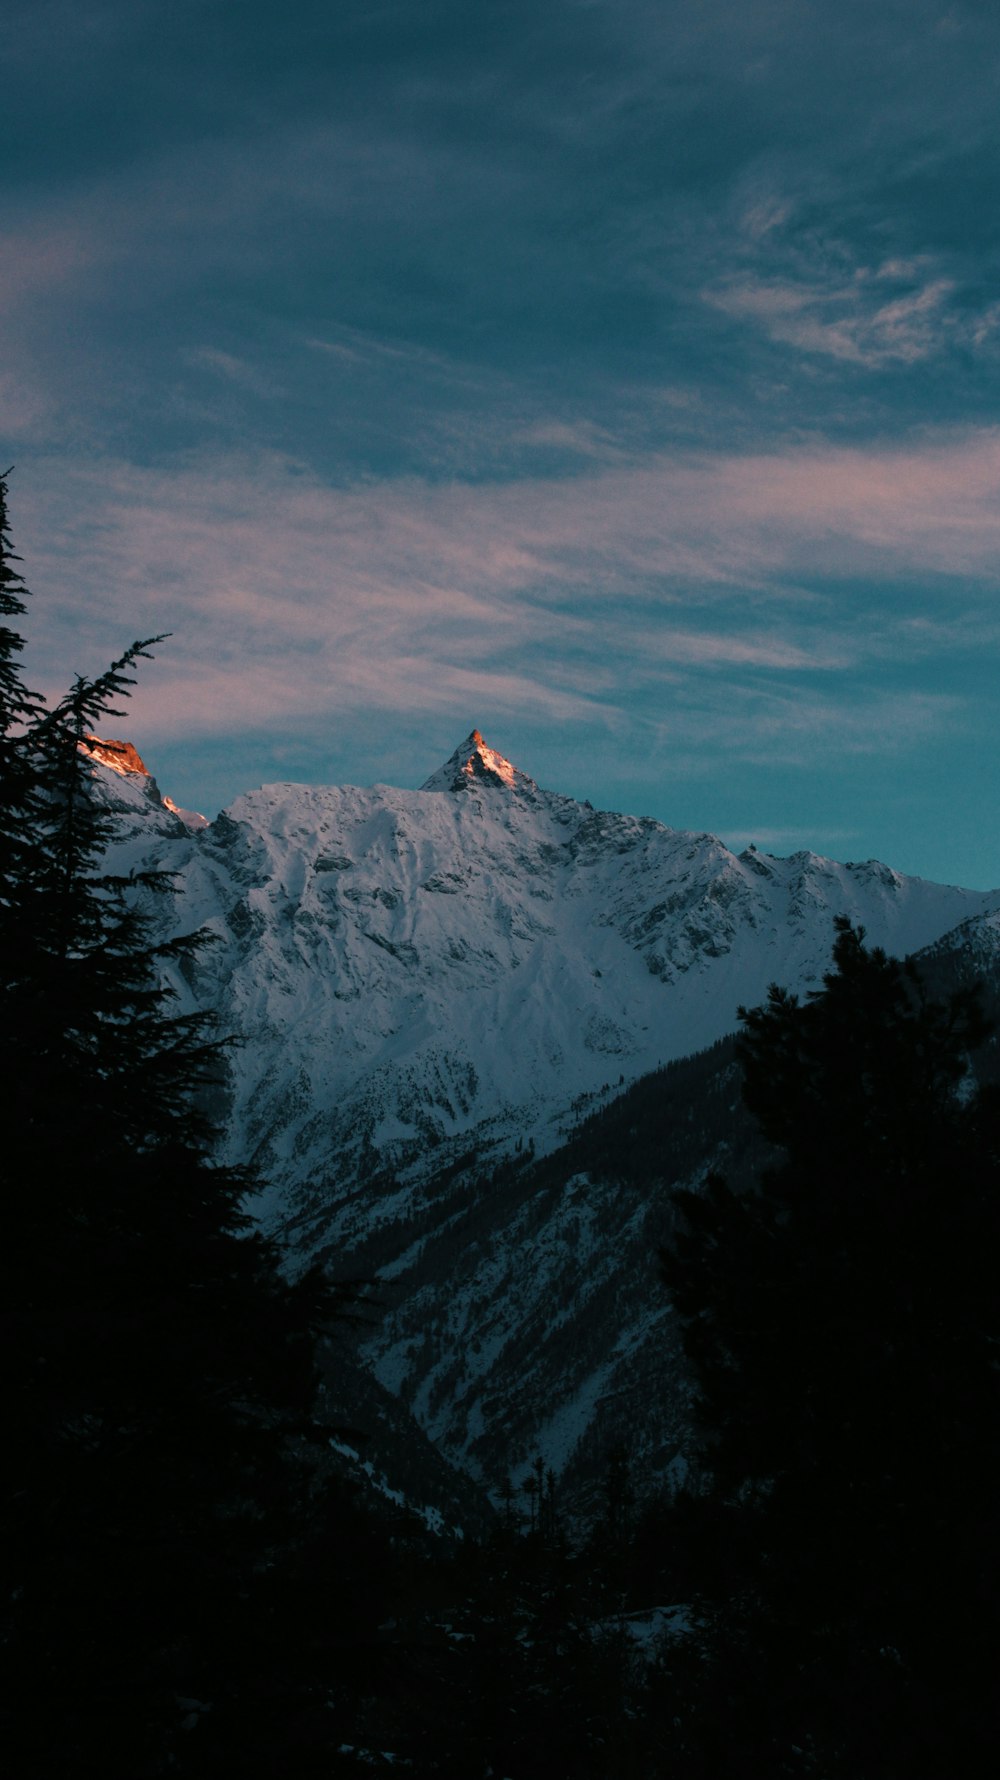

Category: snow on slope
[98, 728, 998, 1232]
[89, 729, 1000, 1506]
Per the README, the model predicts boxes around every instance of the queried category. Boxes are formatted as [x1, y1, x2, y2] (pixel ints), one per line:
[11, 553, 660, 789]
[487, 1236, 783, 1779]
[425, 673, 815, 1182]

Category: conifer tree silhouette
[0, 471, 380, 1778]
[662, 918, 1000, 1777]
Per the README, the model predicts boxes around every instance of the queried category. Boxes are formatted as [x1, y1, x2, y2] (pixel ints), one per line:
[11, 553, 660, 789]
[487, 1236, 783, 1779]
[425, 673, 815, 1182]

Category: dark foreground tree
[0, 471, 389, 1777]
[662, 919, 1000, 1778]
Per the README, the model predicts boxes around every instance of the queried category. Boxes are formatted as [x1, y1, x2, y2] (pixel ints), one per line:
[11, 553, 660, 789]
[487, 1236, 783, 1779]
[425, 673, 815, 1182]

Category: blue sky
[5, 0, 1000, 884]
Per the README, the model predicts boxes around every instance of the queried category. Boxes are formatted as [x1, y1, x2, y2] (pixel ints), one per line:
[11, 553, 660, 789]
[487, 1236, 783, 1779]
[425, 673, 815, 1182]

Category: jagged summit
[420, 728, 534, 795]
[82, 734, 153, 778]
[81, 733, 208, 830]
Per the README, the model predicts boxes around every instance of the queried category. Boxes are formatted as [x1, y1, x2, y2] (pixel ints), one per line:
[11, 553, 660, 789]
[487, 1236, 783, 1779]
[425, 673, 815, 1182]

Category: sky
[4, 0, 1000, 886]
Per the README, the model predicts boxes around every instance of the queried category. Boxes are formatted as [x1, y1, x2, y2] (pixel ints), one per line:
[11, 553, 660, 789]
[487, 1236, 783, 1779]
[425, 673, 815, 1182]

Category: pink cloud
[15, 428, 999, 764]
[706, 271, 959, 366]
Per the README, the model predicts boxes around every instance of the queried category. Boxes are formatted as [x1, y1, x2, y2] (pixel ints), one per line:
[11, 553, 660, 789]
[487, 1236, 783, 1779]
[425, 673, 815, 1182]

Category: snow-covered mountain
[92, 728, 1000, 1510]
[97, 726, 997, 1220]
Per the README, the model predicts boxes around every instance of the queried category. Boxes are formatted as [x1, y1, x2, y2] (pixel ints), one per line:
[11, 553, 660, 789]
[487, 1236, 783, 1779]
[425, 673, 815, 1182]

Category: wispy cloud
[14, 426, 998, 787]
[707, 269, 961, 367]
[4, 0, 1000, 882]
[721, 825, 860, 853]
[182, 348, 283, 398]
[629, 628, 850, 671]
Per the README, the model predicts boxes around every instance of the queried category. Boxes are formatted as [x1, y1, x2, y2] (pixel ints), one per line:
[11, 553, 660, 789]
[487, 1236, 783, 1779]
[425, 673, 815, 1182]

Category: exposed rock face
[82, 735, 153, 778]
[82, 734, 207, 830]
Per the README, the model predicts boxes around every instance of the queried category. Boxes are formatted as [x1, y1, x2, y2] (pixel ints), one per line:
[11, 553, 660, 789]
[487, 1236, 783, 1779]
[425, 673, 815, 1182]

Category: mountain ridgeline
[90, 725, 1000, 1514]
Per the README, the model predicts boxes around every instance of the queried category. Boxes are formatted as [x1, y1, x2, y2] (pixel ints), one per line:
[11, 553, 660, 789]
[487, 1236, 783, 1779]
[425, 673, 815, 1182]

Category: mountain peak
[82, 734, 152, 778]
[81, 733, 208, 830]
[421, 729, 531, 795]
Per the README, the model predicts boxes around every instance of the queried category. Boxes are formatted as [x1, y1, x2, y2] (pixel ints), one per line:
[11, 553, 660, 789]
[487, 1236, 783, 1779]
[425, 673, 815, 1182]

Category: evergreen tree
[0, 468, 44, 988]
[0, 474, 380, 1776]
[661, 919, 1000, 1776]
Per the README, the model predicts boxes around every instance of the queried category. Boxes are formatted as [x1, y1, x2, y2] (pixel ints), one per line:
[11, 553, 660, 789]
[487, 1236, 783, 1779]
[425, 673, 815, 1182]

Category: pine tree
[0, 476, 381, 1777]
[661, 919, 1000, 1776]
